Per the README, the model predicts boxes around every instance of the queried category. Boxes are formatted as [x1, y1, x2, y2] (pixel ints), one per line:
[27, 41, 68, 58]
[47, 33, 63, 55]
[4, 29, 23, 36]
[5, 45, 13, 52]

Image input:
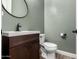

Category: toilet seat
[43, 42, 57, 52]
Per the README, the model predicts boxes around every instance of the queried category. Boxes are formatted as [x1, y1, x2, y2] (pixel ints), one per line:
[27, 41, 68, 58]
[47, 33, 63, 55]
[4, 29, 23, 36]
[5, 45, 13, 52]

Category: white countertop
[2, 31, 40, 37]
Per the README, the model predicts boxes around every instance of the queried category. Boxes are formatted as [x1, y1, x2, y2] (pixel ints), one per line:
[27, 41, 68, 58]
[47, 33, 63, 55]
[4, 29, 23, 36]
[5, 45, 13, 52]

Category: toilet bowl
[40, 34, 57, 59]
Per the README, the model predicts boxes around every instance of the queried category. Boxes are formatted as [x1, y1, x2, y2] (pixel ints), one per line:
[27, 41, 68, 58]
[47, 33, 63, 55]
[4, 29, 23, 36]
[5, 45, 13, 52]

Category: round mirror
[2, 0, 29, 18]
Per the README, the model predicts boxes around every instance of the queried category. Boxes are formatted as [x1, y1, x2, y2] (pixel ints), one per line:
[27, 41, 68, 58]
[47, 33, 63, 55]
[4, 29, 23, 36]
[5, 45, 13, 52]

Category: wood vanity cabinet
[2, 34, 39, 59]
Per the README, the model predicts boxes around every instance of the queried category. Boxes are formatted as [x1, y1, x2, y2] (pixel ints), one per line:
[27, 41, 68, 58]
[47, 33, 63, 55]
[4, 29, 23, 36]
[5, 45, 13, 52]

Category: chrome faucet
[16, 23, 21, 31]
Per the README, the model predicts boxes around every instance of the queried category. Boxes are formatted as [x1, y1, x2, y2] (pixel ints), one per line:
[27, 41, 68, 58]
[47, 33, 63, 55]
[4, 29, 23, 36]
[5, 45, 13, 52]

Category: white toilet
[40, 34, 57, 59]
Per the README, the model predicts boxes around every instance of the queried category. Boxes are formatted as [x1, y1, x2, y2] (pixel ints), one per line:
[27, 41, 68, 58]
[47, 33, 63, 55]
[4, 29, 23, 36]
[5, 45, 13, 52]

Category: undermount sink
[2, 31, 40, 37]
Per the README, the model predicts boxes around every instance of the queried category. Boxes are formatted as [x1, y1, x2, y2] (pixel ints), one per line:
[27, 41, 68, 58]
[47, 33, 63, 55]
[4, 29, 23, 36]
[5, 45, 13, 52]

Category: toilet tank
[40, 34, 45, 44]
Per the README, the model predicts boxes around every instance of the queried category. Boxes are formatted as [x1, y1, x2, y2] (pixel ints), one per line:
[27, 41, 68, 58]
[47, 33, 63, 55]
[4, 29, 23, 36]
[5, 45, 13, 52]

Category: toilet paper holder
[60, 33, 67, 39]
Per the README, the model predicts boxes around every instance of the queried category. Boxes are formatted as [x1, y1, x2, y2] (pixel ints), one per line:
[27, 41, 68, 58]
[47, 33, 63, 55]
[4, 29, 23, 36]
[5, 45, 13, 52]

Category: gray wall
[2, 0, 44, 33]
[45, 0, 76, 53]
[2, 0, 76, 54]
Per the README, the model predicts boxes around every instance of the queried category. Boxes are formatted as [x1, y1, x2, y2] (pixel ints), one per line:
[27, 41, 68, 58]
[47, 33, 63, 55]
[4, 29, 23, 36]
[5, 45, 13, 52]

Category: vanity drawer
[9, 34, 39, 48]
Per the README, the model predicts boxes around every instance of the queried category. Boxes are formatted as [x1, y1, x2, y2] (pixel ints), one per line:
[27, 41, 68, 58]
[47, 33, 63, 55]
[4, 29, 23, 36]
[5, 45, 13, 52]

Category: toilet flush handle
[40, 44, 48, 55]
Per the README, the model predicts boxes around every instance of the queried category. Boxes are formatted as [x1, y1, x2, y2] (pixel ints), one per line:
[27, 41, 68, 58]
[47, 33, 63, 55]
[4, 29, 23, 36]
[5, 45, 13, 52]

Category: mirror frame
[2, 0, 29, 18]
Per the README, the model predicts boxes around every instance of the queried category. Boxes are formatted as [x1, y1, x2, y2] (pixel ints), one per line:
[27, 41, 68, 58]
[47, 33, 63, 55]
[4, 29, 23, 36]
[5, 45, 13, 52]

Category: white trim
[56, 50, 76, 58]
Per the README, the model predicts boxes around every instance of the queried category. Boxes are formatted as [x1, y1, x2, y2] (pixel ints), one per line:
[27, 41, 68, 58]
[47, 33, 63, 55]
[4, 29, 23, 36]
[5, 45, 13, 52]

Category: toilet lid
[43, 42, 57, 51]
[43, 42, 57, 48]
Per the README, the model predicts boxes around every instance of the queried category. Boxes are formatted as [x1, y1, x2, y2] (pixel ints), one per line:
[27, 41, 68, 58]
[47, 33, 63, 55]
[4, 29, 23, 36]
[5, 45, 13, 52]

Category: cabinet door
[28, 40, 39, 59]
[10, 44, 30, 59]
[10, 40, 39, 59]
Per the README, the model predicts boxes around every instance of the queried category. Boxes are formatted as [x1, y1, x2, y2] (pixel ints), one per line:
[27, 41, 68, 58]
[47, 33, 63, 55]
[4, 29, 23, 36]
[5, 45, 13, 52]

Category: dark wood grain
[2, 34, 39, 59]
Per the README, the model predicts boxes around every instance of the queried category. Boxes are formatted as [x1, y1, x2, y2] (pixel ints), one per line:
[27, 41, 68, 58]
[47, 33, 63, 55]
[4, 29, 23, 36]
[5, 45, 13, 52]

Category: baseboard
[56, 50, 76, 59]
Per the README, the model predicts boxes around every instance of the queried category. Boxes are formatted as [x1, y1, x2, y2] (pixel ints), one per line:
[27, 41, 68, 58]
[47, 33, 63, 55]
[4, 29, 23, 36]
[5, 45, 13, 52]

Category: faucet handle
[17, 23, 21, 27]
